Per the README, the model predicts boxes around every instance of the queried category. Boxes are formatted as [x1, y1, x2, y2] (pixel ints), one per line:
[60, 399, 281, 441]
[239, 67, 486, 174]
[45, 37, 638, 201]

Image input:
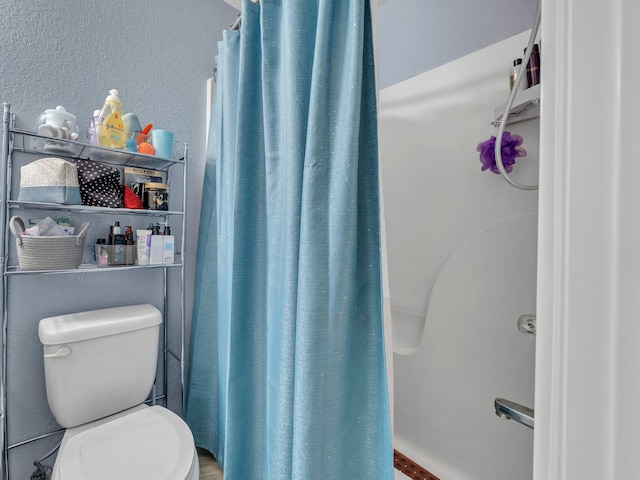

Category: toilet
[38, 304, 199, 480]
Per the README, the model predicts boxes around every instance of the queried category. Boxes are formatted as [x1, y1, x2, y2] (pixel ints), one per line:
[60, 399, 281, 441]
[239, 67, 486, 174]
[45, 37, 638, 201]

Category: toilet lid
[58, 406, 195, 480]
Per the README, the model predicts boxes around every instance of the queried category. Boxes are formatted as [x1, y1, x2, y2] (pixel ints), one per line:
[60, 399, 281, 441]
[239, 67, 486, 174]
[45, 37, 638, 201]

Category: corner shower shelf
[492, 83, 541, 126]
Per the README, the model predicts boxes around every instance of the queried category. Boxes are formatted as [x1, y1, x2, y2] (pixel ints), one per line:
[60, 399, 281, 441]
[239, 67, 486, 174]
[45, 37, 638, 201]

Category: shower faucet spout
[494, 398, 534, 429]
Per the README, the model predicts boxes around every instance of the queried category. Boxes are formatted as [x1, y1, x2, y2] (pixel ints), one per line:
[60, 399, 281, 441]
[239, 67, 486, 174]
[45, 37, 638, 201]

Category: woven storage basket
[9, 216, 90, 271]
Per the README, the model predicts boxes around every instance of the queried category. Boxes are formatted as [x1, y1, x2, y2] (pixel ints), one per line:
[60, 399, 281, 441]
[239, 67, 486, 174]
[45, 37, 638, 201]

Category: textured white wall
[0, 1, 236, 478]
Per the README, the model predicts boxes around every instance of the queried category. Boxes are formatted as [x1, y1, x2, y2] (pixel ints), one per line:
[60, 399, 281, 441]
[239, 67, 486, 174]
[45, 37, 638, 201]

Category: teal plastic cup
[151, 129, 175, 159]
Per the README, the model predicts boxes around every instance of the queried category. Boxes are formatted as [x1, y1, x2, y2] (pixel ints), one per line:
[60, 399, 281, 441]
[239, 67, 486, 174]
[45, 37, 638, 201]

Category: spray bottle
[97, 89, 126, 149]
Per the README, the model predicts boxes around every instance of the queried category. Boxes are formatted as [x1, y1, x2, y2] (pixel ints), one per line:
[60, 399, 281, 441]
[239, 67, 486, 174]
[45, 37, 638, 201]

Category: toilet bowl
[38, 304, 199, 480]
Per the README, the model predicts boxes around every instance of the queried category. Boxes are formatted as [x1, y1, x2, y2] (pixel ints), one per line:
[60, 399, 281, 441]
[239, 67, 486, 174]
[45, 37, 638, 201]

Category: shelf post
[1, 102, 11, 480]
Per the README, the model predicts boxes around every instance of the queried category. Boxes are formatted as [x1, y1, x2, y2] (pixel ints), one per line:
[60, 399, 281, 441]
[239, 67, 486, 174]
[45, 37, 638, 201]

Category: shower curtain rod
[230, 14, 242, 30]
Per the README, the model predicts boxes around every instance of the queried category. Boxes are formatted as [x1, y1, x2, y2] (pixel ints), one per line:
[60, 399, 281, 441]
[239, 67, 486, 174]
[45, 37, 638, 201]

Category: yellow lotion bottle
[97, 89, 126, 149]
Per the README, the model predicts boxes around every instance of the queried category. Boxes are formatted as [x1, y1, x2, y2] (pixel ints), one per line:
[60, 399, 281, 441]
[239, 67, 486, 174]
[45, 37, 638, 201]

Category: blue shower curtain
[186, 1, 393, 478]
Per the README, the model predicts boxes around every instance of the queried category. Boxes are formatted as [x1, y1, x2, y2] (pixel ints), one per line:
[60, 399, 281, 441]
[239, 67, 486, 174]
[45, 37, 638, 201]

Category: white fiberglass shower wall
[379, 31, 539, 480]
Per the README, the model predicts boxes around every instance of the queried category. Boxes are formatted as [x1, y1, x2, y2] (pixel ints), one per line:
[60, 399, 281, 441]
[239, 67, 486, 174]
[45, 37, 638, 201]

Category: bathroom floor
[198, 448, 223, 480]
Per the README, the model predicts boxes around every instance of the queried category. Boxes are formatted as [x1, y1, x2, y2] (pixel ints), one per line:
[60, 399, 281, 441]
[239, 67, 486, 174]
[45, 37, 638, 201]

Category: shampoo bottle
[523, 45, 541, 88]
[97, 89, 127, 149]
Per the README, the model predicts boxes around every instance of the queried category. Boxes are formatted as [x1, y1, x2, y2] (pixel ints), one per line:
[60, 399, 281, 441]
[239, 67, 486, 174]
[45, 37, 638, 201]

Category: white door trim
[534, 0, 640, 478]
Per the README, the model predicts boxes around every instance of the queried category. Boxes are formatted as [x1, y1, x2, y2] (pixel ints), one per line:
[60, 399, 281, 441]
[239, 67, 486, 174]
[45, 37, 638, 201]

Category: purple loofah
[477, 131, 527, 174]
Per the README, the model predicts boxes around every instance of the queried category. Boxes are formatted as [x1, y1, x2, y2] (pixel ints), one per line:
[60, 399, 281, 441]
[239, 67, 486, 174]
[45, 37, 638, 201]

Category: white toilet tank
[38, 304, 162, 428]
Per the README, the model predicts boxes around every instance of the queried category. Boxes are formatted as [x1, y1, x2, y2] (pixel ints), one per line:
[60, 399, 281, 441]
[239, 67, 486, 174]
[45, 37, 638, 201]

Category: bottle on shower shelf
[509, 58, 523, 91]
[524, 44, 541, 88]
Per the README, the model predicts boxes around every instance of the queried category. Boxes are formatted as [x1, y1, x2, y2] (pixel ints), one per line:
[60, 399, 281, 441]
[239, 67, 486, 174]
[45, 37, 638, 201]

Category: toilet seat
[54, 405, 197, 480]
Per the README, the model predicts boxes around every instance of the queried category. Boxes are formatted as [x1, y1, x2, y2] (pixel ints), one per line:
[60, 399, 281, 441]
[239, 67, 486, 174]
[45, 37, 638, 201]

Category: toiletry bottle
[163, 232, 175, 264]
[125, 226, 135, 265]
[524, 44, 541, 88]
[93, 238, 106, 264]
[113, 233, 126, 265]
[97, 89, 127, 149]
[108, 221, 125, 265]
[509, 58, 523, 91]
[99, 245, 110, 267]
[150, 234, 164, 265]
[108, 221, 121, 245]
[136, 229, 153, 265]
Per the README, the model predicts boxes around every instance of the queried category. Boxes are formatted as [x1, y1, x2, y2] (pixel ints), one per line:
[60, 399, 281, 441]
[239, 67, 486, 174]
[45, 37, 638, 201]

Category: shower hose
[494, 0, 541, 190]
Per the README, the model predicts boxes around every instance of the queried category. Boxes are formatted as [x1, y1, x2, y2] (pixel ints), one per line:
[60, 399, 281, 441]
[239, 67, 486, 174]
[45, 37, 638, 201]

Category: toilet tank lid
[38, 304, 162, 345]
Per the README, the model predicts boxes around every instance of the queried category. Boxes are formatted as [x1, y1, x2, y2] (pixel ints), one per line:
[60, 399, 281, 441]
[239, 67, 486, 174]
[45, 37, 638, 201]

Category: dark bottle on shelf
[524, 44, 541, 88]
